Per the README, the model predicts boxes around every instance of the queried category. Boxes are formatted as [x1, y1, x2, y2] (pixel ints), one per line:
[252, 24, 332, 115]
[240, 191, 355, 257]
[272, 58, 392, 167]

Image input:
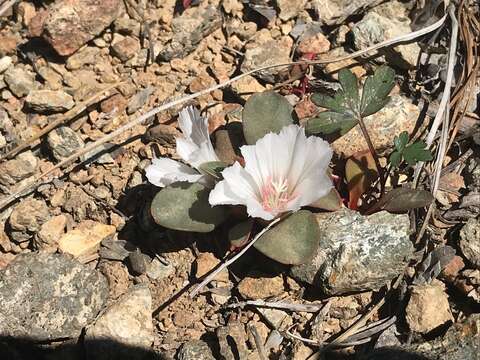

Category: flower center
[260, 177, 295, 213]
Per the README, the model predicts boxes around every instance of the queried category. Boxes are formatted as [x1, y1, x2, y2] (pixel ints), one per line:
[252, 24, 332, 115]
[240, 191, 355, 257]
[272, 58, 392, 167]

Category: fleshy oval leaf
[309, 188, 343, 211]
[376, 187, 434, 213]
[242, 91, 295, 144]
[254, 210, 320, 265]
[228, 219, 254, 249]
[150, 182, 227, 232]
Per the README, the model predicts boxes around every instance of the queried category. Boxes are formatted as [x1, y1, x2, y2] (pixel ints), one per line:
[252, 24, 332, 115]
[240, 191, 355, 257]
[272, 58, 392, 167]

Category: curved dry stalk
[0, 14, 448, 211]
[0, 0, 18, 17]
[189, 216, 282, 297]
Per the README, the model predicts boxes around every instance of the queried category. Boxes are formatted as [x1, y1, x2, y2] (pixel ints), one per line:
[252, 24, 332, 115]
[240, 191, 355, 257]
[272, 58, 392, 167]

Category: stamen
[260, 177, 295, 214]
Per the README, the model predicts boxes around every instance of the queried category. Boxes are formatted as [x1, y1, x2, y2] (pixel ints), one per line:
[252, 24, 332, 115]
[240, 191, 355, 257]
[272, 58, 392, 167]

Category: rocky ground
[0, 0, 479, 359]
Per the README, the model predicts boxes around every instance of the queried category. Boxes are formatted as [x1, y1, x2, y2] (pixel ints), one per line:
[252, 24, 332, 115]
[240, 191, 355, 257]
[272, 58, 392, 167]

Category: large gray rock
[47, 126, 85, 160]
[158, 5, 222, 61]
[291, 208, 413, 294]
[177, 340, 215, 360]
[241, 32, 293, 83]
[459, 218, 480, 268]
[363, 315, 480, 360]
[3, 67, 37, 97]
[42, 0, 121, 56]
[0, 151, 38, 186]
[312, 0, 382, 25]
[0, 252, 108, 341]
[85, 285, 153, 360]
[25, 90, 75, 113]
[351, 1, 420, 68]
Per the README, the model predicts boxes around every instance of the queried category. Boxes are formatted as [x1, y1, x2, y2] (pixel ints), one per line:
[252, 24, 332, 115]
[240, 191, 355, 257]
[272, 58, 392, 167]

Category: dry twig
[189, 216, 282, 297]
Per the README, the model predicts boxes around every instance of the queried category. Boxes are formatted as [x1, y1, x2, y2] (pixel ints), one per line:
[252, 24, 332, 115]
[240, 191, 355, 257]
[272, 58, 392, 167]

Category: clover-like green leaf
[360, 65, 395, 117]
[389, 131, 433, 168]
[311, 69, 359, 116]
[403, 141, 433, 166]
[305, 111, 358, 137]
[309, 67, 394, 140]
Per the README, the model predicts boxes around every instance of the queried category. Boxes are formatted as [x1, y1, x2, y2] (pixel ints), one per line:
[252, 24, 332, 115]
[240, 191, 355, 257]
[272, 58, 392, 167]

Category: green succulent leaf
[360, 65, 395, 117]
[150, 182, 227, 232]
[198, 161, 228, 179]
[242, 91, 295, 145]
[375, 187, 434, 213]
[254, 210, 320, 265]
[305, 111, 358, 137]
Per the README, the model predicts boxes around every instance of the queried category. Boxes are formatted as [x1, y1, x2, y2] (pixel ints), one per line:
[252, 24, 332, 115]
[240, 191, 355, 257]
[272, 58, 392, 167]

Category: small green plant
[306, 66, 395, 138]
[389, 131, 433, 168]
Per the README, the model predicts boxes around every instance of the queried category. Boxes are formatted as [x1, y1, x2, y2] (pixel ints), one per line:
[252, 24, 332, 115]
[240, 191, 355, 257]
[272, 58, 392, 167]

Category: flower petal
[209, 162, 273, 220]
[288, 134, 333, 207]
[176, 106, 218, 168]
[145, 157, 203, 187]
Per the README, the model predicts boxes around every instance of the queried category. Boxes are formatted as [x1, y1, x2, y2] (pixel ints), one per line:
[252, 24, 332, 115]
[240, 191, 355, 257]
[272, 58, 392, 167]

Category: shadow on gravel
[0, 336, 166, 360]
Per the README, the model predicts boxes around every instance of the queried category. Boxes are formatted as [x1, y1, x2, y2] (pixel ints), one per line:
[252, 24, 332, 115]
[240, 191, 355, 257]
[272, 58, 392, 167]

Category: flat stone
[331, 95, 420, 158]
[312, 0, 382, 25]
[241, 33, 292, 83]
[85, 285, 153, 359]
[58, 220, 116, 258]
[111, 36, 140, 62]
[26, 90, 75, 113]
[406, 314, 480, 359]
[127, 86, 154, 114]
[237, 273, 284, 299]
[0, 56, 12, 74]
[47, 126, 85, 160]
[351, 1, 420, 68]
[291, 208, 413, 294]
[3, 67, 37, 97]
[9, 198, 50, 234]
[195, 252, 229, 283]
[33, 214, 68, 252]
[0, 150, 38, 186]
[42, 0, 121, 56]
[229, 74, 265, 100]
[113, 16, 141, 37]
[178, 340, 215, 360]
[459, 218, 480, 268]
[406, 280, 453, 334]
[146, 257, 175, 280]
[0, 252, 108, 341]
[297, 32, 330, 55]
[66, 46, 100, 70]
[276, 0, 307, 21]
[158, 5, 222, 61]
[98, 260, 130, 300]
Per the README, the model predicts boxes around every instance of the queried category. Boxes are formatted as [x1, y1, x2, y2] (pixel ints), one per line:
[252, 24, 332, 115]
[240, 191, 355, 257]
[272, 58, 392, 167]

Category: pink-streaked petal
[145, 157, 203, 187]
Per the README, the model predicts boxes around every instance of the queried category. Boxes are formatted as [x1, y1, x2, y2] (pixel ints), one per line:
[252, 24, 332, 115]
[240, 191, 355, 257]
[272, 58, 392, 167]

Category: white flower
[145, 106, 219, 187]
[208, 125, 333, 220]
